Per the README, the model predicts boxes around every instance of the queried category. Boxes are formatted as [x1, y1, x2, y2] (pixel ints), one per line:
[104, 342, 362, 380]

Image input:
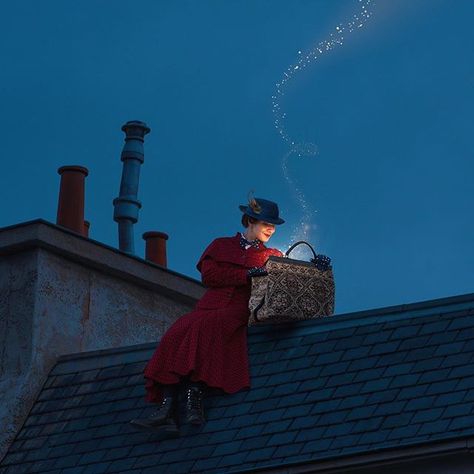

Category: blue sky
[1, 0, 472, 313]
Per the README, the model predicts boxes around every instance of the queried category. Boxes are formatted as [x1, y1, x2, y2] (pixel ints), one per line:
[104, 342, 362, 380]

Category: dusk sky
[1, 0, 472, 314]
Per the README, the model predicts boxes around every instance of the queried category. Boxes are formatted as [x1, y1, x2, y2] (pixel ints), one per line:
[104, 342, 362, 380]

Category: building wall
[0, 220, 205, 461]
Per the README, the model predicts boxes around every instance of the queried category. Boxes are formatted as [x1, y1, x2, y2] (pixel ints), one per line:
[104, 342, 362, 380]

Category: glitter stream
[273, 0, 374, 249]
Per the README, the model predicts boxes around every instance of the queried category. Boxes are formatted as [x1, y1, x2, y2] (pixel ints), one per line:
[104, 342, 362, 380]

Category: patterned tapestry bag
[248, 241, 335, 326]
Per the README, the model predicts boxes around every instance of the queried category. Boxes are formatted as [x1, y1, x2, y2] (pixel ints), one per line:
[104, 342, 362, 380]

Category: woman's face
[247, 220, 276, 243]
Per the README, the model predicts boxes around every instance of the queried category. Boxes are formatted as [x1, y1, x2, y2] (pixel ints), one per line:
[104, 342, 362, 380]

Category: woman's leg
[182, 379, 207, 425]
[130, 383, 180, 433]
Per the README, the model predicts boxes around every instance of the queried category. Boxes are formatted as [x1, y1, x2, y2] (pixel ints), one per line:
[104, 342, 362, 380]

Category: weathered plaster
[0, 220, 204, 461]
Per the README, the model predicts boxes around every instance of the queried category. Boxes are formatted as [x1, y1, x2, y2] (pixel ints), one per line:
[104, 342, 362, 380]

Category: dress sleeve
[196, 238, 248, 288]
[199, 259, 248, 288]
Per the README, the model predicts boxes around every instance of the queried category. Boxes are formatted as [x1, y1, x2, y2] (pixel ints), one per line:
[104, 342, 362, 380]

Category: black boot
[184, 382, 206, 425]
[130, 385, 179, 435]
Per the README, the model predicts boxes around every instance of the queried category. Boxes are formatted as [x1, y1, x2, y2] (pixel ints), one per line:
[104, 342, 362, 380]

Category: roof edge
[56, 341, 156, 363]
[249, 292, 474, 335]
[234, 435, 474, 474]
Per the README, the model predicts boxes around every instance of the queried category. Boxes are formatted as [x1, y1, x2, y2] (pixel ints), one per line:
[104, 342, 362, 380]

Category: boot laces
[150, 396, 172, 418]
[187, 387, 203, 411]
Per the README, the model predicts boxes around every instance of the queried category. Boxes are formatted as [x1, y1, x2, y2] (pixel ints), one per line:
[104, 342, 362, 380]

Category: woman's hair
[242, 214, 258, 228]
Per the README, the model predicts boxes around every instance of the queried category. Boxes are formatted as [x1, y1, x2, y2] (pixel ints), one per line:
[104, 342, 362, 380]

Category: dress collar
[238, 232, 261, 250]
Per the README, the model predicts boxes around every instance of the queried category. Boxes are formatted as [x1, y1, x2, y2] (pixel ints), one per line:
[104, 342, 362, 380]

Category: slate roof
[2, 293, 474, 474]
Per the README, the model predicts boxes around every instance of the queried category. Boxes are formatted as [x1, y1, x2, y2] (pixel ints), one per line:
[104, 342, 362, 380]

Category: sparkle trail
[272, 0, 374, 251]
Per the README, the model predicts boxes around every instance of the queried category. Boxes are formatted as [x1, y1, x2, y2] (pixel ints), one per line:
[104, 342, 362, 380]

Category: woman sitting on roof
[130, 196, 284, 436]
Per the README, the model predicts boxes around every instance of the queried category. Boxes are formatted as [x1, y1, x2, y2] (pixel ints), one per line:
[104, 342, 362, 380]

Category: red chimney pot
[56, 165, 89, 236]
[143, 231, 169, 267]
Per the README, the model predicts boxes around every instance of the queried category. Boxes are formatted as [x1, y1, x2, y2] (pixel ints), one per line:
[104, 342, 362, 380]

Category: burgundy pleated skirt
[144, 294, 251, 403]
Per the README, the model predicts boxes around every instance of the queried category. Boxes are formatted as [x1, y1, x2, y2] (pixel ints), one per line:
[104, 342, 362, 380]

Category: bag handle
[284, 240, 317, 261]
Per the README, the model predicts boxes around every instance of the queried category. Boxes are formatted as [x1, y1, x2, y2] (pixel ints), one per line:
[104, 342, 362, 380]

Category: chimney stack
[113, 120, 150, 254]
[56, 165, 89, 236]
[83, 220, 90, 237]
[143, 231, 169, 267]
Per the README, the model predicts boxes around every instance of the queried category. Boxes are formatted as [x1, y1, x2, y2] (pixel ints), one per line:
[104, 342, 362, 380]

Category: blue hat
[239, 197, 285, 225]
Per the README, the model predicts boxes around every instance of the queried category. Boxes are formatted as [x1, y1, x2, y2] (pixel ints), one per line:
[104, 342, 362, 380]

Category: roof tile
[53, 454, 83, 469]
[381, 412, 413, 429]
[247, 398, 279, 415]
[387, 424, 421, 440]
[216, 451, 249, 468]
[133, 454, 164, 469]
[294, 426, 327, 443]
[360, 378, 391, 393]
[447, 316, 474, 330]
[334, 334, 366, 350]
[346, 405, 377, 421]
[261, 420, 292, 435]
[448, 414, 474, 431]
[341, 346, 372, 361]
[455, 327, 474, 342]
[191, 457, 222, 472]
[267, 430, 298, 446]
[245, 447, 276, 462]
[418, 368, 451, 384]
[283, 404, 313, 418]
[442, 402, 473, 418]
[405, 396, 437, 411]
[428, 379, 459, 394]
[5, 294, 474, 474]
[255, 408, 287, 424]
[435, 342, 466, 357]
[320, 361, 350, 376]
[107, 457, 137, 472]
[338, 394, 368, 409]
[411, 408, 444, 423]
[270, 382, 301, 397]
[299, 376, 330, 392]
[443, 352, 473, 367]
[234, 425, 265, 439]
[212, 441, 243, 457]
[389, 373, 421, 388]
[314, 350, 344, 365]
[434, 390, 467, 407]
[300, 438, 332, 454]
[419, 320, 451, 335]
[329, 434, 361, 449]
[273, 442, 304, 458]
[353, 367, 385, 383]
[417, 419, 451, 436]
[289, 415, 320, 430]
[391, 325, 421, 339]
[358, 429, 391, 445]
[366, 389, 399, 405]
[348, 355, 379, 371]
[352, 416, 384, 433]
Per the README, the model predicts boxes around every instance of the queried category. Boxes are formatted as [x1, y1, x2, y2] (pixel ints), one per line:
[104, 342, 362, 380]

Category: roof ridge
[249, 293, 474, 335]
[53, 292, 474, 366]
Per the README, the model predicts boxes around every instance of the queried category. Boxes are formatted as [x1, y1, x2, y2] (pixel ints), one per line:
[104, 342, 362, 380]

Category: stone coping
[0, 218, 204, 305]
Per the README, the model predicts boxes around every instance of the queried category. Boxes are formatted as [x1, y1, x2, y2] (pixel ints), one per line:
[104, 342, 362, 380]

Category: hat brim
[239, 205, 285, 225]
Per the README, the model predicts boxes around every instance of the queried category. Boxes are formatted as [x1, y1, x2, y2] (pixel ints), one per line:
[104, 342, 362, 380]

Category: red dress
[144, 233, 282, 403]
